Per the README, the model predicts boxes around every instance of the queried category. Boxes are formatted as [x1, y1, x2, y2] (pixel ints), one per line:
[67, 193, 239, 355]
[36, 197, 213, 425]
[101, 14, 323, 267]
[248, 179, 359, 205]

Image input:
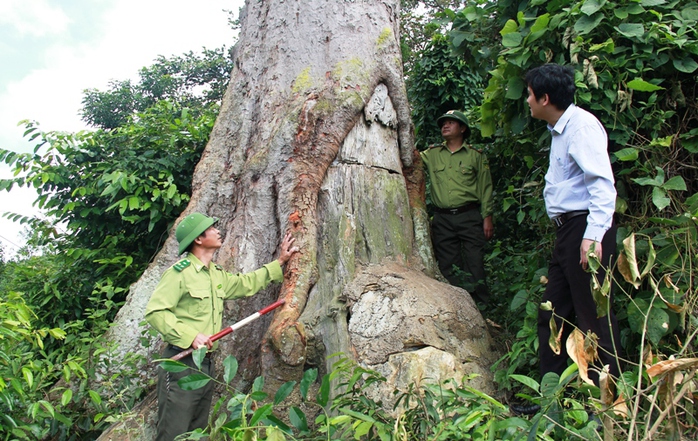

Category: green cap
[175, 212, 218, 255]
[437, 110, 470, 138]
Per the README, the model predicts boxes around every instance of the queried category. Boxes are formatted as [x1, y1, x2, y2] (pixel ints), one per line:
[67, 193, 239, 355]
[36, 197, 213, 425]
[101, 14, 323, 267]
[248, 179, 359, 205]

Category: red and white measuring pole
[170, 298, 286, 361]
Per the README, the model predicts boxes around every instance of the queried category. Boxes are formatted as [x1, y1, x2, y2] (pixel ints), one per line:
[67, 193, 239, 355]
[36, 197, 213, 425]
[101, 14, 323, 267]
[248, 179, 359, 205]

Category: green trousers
[156, 346, 214, 441]
[431, 209, 489, 305]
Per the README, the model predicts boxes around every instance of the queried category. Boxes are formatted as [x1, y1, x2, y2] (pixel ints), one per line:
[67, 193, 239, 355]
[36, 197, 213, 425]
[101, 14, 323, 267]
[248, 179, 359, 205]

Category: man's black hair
[525, 64, 576, 111]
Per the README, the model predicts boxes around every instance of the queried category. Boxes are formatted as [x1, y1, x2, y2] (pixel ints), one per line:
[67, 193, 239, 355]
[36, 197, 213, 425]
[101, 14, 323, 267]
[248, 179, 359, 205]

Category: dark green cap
[175, 212, 218, 255]
[437, 110, 471, 138]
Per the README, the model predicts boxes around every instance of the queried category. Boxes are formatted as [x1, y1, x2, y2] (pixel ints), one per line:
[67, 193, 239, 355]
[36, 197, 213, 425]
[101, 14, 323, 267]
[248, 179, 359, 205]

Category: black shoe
[510, 403, 541, 415]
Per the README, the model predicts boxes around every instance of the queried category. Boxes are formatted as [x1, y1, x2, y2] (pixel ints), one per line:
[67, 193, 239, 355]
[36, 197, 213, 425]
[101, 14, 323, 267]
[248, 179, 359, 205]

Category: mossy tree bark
[189, 0, 437, 390]
[102, 5, 495, 435]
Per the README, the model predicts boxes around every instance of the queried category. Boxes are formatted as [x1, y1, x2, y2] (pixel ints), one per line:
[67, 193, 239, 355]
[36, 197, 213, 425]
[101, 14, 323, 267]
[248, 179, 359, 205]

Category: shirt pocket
[433, 164, 447, 182]
[459, 164, 477, 186]
[189, 289, 212, 315]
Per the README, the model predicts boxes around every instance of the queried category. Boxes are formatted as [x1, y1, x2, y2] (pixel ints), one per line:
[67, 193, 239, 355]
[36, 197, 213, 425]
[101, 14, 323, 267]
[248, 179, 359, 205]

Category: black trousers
[156, 346, 214, 441]
[431, 209, 489, 304]
[537, 215, 622, 385]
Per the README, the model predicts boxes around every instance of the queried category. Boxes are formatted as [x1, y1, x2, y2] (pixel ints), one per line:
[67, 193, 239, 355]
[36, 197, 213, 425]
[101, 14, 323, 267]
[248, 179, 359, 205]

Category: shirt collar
[186, 253, 209, 272]
[440, 141, 467, 153]
[547, 103, 577, 135]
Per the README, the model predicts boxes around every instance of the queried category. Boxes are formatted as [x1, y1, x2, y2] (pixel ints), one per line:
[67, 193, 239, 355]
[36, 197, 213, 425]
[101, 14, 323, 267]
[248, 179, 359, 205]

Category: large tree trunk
[98, 1, 496, 438]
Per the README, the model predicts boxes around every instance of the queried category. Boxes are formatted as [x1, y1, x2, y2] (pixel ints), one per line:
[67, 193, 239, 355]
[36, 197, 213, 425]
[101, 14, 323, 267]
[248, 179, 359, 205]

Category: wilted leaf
[646, 358, 698, 378]
[619, 235, 641, 288]
[584, 331, 600, 365]
[566, 329, 594, 385]
[640, 239, 656, 278]
[549, 317, 563, 355]
[599, 369, 613, 408]
[540, 300, 553, 311]
[591, 272, 611, 318]
[613, 393, 629, 418]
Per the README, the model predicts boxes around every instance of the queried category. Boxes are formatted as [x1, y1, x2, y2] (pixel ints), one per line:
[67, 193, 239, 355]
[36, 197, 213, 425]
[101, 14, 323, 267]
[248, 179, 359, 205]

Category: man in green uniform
[420, 110, 494, 305]
[145, 212, 299, 441]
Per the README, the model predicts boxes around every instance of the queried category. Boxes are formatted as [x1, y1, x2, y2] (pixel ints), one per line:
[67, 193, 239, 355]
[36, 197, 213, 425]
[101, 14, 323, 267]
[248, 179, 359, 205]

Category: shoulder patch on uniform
[470, 145, 484, 154]
[215, 264, 223, 271]
[173, 259, 191, 272]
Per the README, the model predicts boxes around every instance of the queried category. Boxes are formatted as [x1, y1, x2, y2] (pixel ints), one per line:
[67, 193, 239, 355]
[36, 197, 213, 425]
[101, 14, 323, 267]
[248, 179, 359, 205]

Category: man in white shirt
[525, 64, 622, 398]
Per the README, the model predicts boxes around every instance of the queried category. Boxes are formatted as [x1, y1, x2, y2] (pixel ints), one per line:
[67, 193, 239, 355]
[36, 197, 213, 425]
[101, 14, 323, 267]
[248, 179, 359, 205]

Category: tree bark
[99, 0, 496, 437]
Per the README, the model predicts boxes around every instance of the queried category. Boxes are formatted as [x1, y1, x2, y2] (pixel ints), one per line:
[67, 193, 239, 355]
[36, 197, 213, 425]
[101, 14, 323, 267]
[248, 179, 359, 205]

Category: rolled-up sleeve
[220, 261, 283, 299]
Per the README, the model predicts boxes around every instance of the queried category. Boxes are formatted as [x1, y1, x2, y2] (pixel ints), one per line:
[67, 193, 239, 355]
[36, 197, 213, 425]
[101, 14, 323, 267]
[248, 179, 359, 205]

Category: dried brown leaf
[567, 329, 593, 385]
[549, 316, 563, 355]
[646, 358, 698, 378]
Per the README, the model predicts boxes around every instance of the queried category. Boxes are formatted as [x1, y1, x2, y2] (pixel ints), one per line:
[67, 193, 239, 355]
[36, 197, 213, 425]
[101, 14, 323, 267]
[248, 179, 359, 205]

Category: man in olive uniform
[145, 212, 299, 441]
[420, 110, 494, 305]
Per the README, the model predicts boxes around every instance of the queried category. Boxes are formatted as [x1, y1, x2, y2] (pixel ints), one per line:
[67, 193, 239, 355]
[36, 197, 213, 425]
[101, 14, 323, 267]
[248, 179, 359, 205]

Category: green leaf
[613, 147, 638, 161]
[89, 390, 102, 406]
[673, 57, 698, 73]
[627, 78, 664, 92]
[355, 421, 373, 438]
[22, 367, 33, 389]
[616, 23, 645, 38]
[510, 374, 540, 393]
[178, 373, 211, 391]
[265, 426, 287, 441]
[500, 19, 518, 36]
[249, 391, 268, 401]
[249, 403, 273, 427]
[652, 187, 671, 210]
[289, 407, 308, 432]
[529, 14, 550, 33]
[61, 389, 73, 406]
[128, 196, 140, 210]
[640, 0, 667, 6]
[265, 414, 291, 432]
[540, 371, 561, 398]
[252, 375, 264, 392]
[159, 360, 190, 373]
[274, 381, 296, 405]
[223, 356, 238, 384]
[192, 347, 207, 369]
[581, 0, 605, 16]
[317, 374, 330, 407]
[574, 13, 604, 34]
[632, 176, 662, 187]
[502, 32, 523, 47]
[662, 176, 686, 191]
[505, 77, 525, 100]
[300, 368, 317, 400]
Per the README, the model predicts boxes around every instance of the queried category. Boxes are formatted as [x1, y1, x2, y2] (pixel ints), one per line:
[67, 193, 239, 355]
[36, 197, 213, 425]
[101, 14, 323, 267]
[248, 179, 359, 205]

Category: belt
[168, 344, 212, 359]
[433, 202, 480, 215]
[552, 210, 588, 228]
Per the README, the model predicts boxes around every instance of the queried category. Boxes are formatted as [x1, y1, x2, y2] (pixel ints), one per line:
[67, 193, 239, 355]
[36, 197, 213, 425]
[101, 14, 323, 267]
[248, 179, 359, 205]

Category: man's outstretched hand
[278, 232, 300, 265]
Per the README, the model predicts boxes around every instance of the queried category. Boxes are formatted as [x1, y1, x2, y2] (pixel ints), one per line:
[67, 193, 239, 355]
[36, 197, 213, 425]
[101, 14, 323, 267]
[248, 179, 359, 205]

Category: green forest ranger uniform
[145, 213, 284, 441]
[420, 142, 494, 304]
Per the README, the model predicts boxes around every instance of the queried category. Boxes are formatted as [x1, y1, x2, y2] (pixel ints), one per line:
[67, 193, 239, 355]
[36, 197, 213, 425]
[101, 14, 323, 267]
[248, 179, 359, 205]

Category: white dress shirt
[544, 104, 616, 242]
